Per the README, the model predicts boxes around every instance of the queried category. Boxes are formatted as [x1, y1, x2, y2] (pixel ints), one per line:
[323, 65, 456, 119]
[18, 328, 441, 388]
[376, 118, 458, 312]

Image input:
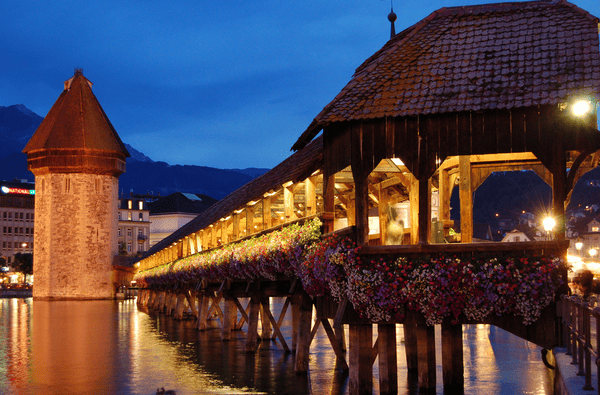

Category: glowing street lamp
[576, 240, 583, 257]
[589, 248, 597, 259]
[571, 99, 593, 117]
[543, 216, 556, 240]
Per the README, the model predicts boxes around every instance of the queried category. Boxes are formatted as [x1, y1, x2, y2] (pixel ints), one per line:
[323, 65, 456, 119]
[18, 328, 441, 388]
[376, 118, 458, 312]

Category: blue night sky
[1, 0, 599, 169]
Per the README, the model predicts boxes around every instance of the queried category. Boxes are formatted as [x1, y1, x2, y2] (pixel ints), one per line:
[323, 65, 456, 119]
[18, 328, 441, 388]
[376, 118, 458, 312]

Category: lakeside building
[147, 192, 217, 248]
[0, 180, 35, 267]
[117, 196, 151, 257]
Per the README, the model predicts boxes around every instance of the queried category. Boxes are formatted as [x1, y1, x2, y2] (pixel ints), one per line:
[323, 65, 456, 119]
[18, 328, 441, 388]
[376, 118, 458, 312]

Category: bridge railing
[561, 294, 600, 393]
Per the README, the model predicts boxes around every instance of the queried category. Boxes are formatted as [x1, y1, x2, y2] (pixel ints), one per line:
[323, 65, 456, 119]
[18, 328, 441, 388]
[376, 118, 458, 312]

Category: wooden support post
[459, 155, 473, 243]
[353, 172, 369, 246]
[284, 184, 296, 223]
[261, 300, 290, 353]
[291, 295, 301, 352]
[378, 184, 390, 245]
[295, 292, 313, 373]
[246, 295, 261, 353]
[262, 197, 272, 230]
[349, 323, 373, 395]
[551, 141, 567, 240]
[197, 292, 210, 331]
[232, 212, 240, 241]
[185, 291, 198, 318]
[438, 166, 452, 224]
[441, 321, 464, 393]
[378, 324, 398, 394]
[409, 175, 419, 244]
[418, 178, 431, 244]
[175, 292, 186, 320]
[323, 171, 336, 234]
[222, 293, 235, 341]
[246, 206, 255, 237]
[260, 297, 272, 339]
[305, 176, 317, 216]
[416, 323, 436, 392]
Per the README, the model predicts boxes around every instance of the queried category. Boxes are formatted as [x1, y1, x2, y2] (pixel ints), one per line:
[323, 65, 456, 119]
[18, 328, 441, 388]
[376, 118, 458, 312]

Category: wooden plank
[459, 155, 473, 243]
[277, 297, 291, 329]
[442, 321, 464, 393]
[471, 111, 485, 155]
[457, 111, 471, 156]
[525, 105, 541, 153]
[222, 296, 235, 341]
[418, 178, 431, 244]
[260, 297, 272, 339]
[349, 323, 374, 395]
[245, 295, 260, 353]
[378, 324, 398, 394]
[233, 297, 250, 329]
[185, 291, 198, 318]
[373, 118, 387, 168]
[403, 323, 419, 372]
[416, 323, 436, 392]
[305, 177, 317, 216]
[496, 108, 512, 153]
[295, 293, 313, 373]
[483, 110, 499, 154]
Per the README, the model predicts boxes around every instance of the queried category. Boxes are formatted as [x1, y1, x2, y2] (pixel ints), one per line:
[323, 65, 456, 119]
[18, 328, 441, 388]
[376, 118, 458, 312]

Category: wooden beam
[349, 323, 373, 394]
[306, 176, 317, 216]
[459, 155, 473, 243]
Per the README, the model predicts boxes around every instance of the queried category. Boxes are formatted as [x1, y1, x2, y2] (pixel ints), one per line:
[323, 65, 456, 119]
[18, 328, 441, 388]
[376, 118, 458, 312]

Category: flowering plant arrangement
[135, 223, 562, 326]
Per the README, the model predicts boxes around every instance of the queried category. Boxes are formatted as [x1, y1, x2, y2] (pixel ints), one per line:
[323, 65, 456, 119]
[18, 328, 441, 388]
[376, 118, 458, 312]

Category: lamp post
[589, 248, 597, 260]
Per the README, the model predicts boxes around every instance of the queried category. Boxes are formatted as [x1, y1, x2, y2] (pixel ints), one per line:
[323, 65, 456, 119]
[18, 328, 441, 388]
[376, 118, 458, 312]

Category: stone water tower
[23, 69, 130, 300]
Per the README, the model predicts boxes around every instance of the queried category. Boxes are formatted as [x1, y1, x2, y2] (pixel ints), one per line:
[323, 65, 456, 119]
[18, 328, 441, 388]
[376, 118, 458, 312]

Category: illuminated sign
[0, 186, 35, 195]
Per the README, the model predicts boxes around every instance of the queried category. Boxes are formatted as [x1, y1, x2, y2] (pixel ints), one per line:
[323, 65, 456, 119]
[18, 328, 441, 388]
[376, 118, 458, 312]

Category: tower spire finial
[388, 2, 397, 39]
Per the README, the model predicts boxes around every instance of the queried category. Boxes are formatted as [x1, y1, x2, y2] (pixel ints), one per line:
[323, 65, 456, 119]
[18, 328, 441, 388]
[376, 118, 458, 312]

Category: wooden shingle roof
[23, 69, 130, 156]
[140, 136, 323, 259]
[293, 0, 600, 150]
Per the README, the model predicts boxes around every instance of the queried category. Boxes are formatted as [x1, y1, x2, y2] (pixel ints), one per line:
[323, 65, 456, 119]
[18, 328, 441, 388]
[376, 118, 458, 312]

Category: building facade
[0, 180, 35, 271]
[118, 197, 151, 256]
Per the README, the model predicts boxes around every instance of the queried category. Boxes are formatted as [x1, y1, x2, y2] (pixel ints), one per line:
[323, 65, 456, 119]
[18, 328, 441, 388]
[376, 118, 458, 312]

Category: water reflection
[0, 298, 553, 394]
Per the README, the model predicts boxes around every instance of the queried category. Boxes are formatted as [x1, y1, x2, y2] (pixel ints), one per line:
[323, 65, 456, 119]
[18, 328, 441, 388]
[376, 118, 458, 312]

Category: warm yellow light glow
[543, 217, 556, 232]
[589, 248, 597, 258]
[391, 158, 405, 167]
[576, 241, 583, 251]
[572, 99, 592, 116]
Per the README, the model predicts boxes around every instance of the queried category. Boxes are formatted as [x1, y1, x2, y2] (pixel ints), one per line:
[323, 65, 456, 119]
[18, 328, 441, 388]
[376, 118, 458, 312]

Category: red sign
[1, 186, 35, 195]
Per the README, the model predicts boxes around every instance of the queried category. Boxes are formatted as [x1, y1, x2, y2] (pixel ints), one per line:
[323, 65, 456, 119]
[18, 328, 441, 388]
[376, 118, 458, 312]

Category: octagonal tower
[23, 69, 130, 300]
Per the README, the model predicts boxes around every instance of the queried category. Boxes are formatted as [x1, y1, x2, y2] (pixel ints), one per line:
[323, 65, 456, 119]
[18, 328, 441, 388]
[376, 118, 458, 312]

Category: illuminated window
[127, 212, 132, 221]
[138, 201, 143, 210]
[128, 200, 132, 210]
[139, 213, 143, 221]
[593, 226, 599, 232]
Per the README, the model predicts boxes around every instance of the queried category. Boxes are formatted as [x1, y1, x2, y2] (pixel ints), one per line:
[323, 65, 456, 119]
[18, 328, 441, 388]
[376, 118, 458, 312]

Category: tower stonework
[23, 70, 129, 300]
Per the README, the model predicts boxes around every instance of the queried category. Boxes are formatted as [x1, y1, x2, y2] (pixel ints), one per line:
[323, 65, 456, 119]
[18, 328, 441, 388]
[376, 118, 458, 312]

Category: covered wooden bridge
[135, 1, 600, 393]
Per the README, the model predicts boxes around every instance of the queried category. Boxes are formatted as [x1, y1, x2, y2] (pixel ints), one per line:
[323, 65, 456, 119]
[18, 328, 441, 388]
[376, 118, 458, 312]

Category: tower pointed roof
[23, 70, 130, 176]
[23, 69, 130, 155]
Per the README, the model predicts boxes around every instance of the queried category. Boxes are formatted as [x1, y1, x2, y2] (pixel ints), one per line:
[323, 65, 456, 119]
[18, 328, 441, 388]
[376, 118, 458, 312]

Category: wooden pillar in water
[197, 291, 210, 331]
[291, 294, 301, 352]
[378, 323, 398, 394]
[416, 322, 436, 392]
[349, 323, 373, 395]
[222, 292, 235, 341]
[260, 296, 272, 339]
[246, 295, 261, 353]
[441, 321, 464, 393]
[403, 323, 419, 373]
[295, 292, 313, 373]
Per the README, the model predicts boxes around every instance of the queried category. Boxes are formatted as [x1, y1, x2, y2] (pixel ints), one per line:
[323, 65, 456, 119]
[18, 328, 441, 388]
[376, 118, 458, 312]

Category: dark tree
[13, 253, 33, 283]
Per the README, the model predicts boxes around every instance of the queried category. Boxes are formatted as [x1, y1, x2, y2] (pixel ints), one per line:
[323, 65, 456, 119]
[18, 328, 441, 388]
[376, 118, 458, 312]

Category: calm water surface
[0, 297, 553, 394]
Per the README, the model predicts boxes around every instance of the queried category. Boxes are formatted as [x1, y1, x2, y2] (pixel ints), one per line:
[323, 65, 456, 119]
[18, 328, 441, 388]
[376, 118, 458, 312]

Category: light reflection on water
[0, 298, 553, 394]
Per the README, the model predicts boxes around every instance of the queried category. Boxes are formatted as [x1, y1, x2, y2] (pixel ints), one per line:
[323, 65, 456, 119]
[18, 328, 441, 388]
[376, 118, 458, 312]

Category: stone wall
[33, 173, 118, 299]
